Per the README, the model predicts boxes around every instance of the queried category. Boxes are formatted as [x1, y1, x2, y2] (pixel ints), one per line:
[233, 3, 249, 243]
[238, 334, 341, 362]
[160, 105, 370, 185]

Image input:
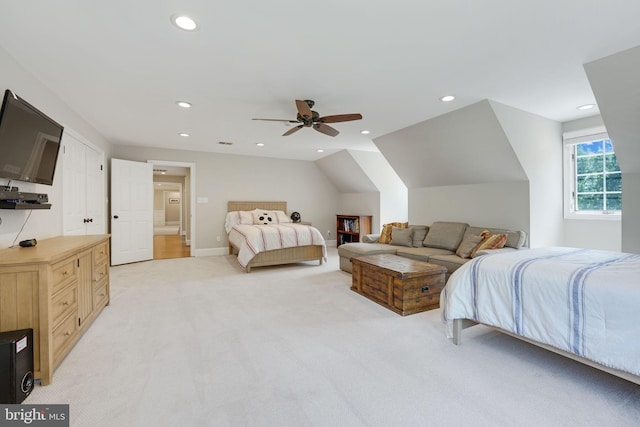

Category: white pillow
[224, 210, 253, 233]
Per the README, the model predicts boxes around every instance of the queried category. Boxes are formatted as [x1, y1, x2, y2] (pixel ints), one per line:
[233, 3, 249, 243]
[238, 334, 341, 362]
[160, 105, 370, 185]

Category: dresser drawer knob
[421, 285, 430, 293]
[63, 301, 69, 306]
[64, 331, 71, 337]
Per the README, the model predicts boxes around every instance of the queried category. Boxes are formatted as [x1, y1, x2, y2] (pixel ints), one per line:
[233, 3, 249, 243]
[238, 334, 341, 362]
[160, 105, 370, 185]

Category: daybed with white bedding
[225, 201, 326, 272]
[441, 247, 640, 385]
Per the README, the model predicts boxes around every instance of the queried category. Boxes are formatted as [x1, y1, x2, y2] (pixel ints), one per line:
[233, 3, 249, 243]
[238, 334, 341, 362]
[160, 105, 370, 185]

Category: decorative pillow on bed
[470, 230, 507, 258]
[389, 227, 414, 247]
[251, 209, 292, 225]
[224, 211, 254, 233]
[379, 222, 408, 244]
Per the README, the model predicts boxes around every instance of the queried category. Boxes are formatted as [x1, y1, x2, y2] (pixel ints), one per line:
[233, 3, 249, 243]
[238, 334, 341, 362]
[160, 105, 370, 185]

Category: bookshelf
[336, 214, 372, 247]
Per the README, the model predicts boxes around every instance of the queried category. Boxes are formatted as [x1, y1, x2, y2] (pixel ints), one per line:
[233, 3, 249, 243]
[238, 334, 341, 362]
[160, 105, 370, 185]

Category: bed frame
[227, 201, 324, 272]
[451, 318, 640, 386]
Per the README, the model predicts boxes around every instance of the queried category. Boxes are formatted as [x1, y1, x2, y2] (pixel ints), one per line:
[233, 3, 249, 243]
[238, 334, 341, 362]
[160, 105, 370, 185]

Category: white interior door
[85, 146, 105, 234]
[111, 158, 153, 265]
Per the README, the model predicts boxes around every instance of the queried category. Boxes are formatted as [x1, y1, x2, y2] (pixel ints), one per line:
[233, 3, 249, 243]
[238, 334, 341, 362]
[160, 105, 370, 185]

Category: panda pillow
[253, 211, 275, 225]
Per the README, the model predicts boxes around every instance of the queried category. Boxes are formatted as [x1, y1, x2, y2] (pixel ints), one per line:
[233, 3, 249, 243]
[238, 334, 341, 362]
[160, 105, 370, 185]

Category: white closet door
[84, 145, 105, 234]
[62, 131, 106, 235]
[62, 132, 89, 235]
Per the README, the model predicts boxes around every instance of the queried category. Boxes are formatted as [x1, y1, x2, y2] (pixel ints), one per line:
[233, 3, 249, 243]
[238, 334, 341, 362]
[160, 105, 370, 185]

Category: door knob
[113, 215, 119, 219]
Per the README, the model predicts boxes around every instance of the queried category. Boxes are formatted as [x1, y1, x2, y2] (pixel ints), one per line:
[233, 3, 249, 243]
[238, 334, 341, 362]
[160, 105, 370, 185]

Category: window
[564, 128, 621, 219]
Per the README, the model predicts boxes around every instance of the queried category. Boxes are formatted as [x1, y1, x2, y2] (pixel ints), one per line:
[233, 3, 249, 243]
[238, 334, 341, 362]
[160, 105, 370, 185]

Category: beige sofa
[337, 221, 527, 281]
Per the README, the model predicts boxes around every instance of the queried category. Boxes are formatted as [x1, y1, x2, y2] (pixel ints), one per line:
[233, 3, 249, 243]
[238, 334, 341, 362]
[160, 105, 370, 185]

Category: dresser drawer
[52, 257, 77, 293]
[93, 278, 109, 309]
[52, 283, 78, 328]
[94, 241, 109, 265]
[52, 312, 77, 365]
[94, 261, 109, 283]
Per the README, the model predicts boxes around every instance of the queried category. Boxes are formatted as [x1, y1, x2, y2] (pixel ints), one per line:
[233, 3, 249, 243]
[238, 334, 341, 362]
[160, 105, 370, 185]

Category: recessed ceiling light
[172, 15, 197, 31]
[577, 104, 596, 111]
[176, 101, 192, 108]
[256, 143, 264, 147]
[440, 95, 455, 102]
[317, 149, 324, 153]
[178, 132, 190, 137]
[360, 130, 370, 135]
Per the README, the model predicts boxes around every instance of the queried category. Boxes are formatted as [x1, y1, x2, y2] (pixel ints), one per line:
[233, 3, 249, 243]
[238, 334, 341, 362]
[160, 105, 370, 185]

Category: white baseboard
[195, 247, 228, 257]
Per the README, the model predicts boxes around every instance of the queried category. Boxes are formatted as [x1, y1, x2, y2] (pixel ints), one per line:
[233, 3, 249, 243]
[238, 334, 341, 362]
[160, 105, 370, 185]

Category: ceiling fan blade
[295, 100, 313, 119]
[283, 125, 304, 136]
[252, 118, 299, 123]
[314, 123, 339, 137]
[317, 113, 363, 123]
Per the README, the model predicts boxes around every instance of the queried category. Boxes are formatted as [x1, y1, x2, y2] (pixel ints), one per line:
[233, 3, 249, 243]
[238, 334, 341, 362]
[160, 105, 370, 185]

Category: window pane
[606, 193, 622, 211]
[576, 141, 603, 155]
[577, 155, 603, 174]
[578, 194, 604, 210]
[577, 174, 603, 192]
[605, 154, 620, 172]
[606, 172, 622, 192]
[604, 139, 614, 153]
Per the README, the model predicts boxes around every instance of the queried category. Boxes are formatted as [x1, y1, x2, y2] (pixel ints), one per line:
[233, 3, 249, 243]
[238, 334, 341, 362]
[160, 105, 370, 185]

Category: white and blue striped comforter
[441, 247, 640, 376]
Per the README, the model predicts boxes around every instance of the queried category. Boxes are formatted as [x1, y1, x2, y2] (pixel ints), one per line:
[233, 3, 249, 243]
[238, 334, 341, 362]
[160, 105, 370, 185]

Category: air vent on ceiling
[218, 141, 233, 145]
[153, 169, 167, 173]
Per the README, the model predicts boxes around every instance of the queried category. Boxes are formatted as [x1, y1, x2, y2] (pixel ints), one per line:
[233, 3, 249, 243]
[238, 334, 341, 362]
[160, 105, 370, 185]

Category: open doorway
[150, 160, 196, 259]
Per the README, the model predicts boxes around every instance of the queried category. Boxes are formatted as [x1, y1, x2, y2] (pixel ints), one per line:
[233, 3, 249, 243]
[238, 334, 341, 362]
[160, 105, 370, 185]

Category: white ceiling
[1, 1, 640, 161]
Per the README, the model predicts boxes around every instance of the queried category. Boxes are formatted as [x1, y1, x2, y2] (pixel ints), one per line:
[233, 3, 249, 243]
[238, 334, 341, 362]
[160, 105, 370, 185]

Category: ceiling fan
[252, 99, 362, 137]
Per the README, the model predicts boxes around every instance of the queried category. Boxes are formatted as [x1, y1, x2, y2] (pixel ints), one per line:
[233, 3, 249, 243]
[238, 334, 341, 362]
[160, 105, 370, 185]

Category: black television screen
[0, 89, 64, 186]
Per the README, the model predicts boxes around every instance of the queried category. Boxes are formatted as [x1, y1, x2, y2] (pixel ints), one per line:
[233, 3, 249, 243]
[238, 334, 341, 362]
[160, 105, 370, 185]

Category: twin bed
[441, 247, 640, 385]
[226, 201, 326, 272]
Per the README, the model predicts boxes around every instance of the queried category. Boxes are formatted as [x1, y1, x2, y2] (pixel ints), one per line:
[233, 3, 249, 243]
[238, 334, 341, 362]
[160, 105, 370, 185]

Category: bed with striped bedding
[441, 247, 640, 384]
[228, 223, 326, 271]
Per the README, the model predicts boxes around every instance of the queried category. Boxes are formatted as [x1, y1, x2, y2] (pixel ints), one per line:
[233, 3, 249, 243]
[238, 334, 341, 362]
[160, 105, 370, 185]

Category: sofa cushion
[463, 226, 526, 249]
[408, 225, 429, 247]
[390, 227, 413, 247]
[395, 246, 455, 263]
[455, 234, 484, 258]
[427, 254, 472, 275]
[337, 242, 397, 259]
[379, 222, 408, 244]
[423, 221, 468, 251]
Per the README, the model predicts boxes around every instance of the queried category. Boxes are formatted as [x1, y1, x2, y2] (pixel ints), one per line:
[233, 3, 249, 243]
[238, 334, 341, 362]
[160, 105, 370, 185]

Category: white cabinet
[62, 129, 105, 235]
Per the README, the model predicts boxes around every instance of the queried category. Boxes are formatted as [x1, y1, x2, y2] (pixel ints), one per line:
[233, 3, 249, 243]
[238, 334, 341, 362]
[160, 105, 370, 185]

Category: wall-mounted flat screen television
[0, 89, 64, 186]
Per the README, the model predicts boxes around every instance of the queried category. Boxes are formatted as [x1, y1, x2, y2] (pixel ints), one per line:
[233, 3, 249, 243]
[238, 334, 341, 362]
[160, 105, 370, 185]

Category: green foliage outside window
[574, 139, 621, 212]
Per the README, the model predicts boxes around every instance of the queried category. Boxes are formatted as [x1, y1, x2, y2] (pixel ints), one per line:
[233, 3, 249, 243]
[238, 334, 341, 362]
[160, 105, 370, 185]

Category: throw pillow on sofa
[456, 234, 484, 258]
[379, 222, 408, 243]
[470, 230, 508, 258]
[409, 225, 428, 247]
[389, 227, 414, 247]
[423, 221, 468, 251]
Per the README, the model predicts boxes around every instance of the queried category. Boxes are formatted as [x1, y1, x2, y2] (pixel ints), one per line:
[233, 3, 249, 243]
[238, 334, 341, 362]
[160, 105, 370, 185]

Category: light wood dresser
[0, 235, 110, 385]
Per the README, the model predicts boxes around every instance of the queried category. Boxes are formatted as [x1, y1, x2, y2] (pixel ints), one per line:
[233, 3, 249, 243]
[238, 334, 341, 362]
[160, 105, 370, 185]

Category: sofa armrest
[362, 233, 381, 243]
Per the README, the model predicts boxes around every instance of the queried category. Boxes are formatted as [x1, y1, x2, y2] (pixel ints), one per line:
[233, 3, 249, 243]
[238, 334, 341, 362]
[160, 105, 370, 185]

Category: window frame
[563, 127, 621, 221]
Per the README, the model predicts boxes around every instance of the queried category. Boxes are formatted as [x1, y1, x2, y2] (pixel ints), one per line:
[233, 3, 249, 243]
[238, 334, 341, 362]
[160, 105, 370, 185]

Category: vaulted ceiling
[1, 1, 639, 161]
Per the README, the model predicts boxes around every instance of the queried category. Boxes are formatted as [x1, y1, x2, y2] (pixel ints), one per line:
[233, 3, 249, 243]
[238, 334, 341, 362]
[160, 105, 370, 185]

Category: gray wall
[111, 145, 340, 251]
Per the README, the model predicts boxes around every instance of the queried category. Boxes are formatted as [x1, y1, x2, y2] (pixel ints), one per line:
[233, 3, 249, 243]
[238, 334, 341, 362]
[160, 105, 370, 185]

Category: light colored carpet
[26, 248, 640, 426]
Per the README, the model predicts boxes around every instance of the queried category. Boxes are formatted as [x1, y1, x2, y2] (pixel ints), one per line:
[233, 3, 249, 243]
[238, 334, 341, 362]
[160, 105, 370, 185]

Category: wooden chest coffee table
[351, 254, 447, 316]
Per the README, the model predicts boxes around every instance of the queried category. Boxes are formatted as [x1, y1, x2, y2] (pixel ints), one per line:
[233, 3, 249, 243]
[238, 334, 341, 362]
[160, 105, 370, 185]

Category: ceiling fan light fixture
[176, 101, 192, 108]
[172, 15, 197, 31]
[440, 95, 455, 102]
